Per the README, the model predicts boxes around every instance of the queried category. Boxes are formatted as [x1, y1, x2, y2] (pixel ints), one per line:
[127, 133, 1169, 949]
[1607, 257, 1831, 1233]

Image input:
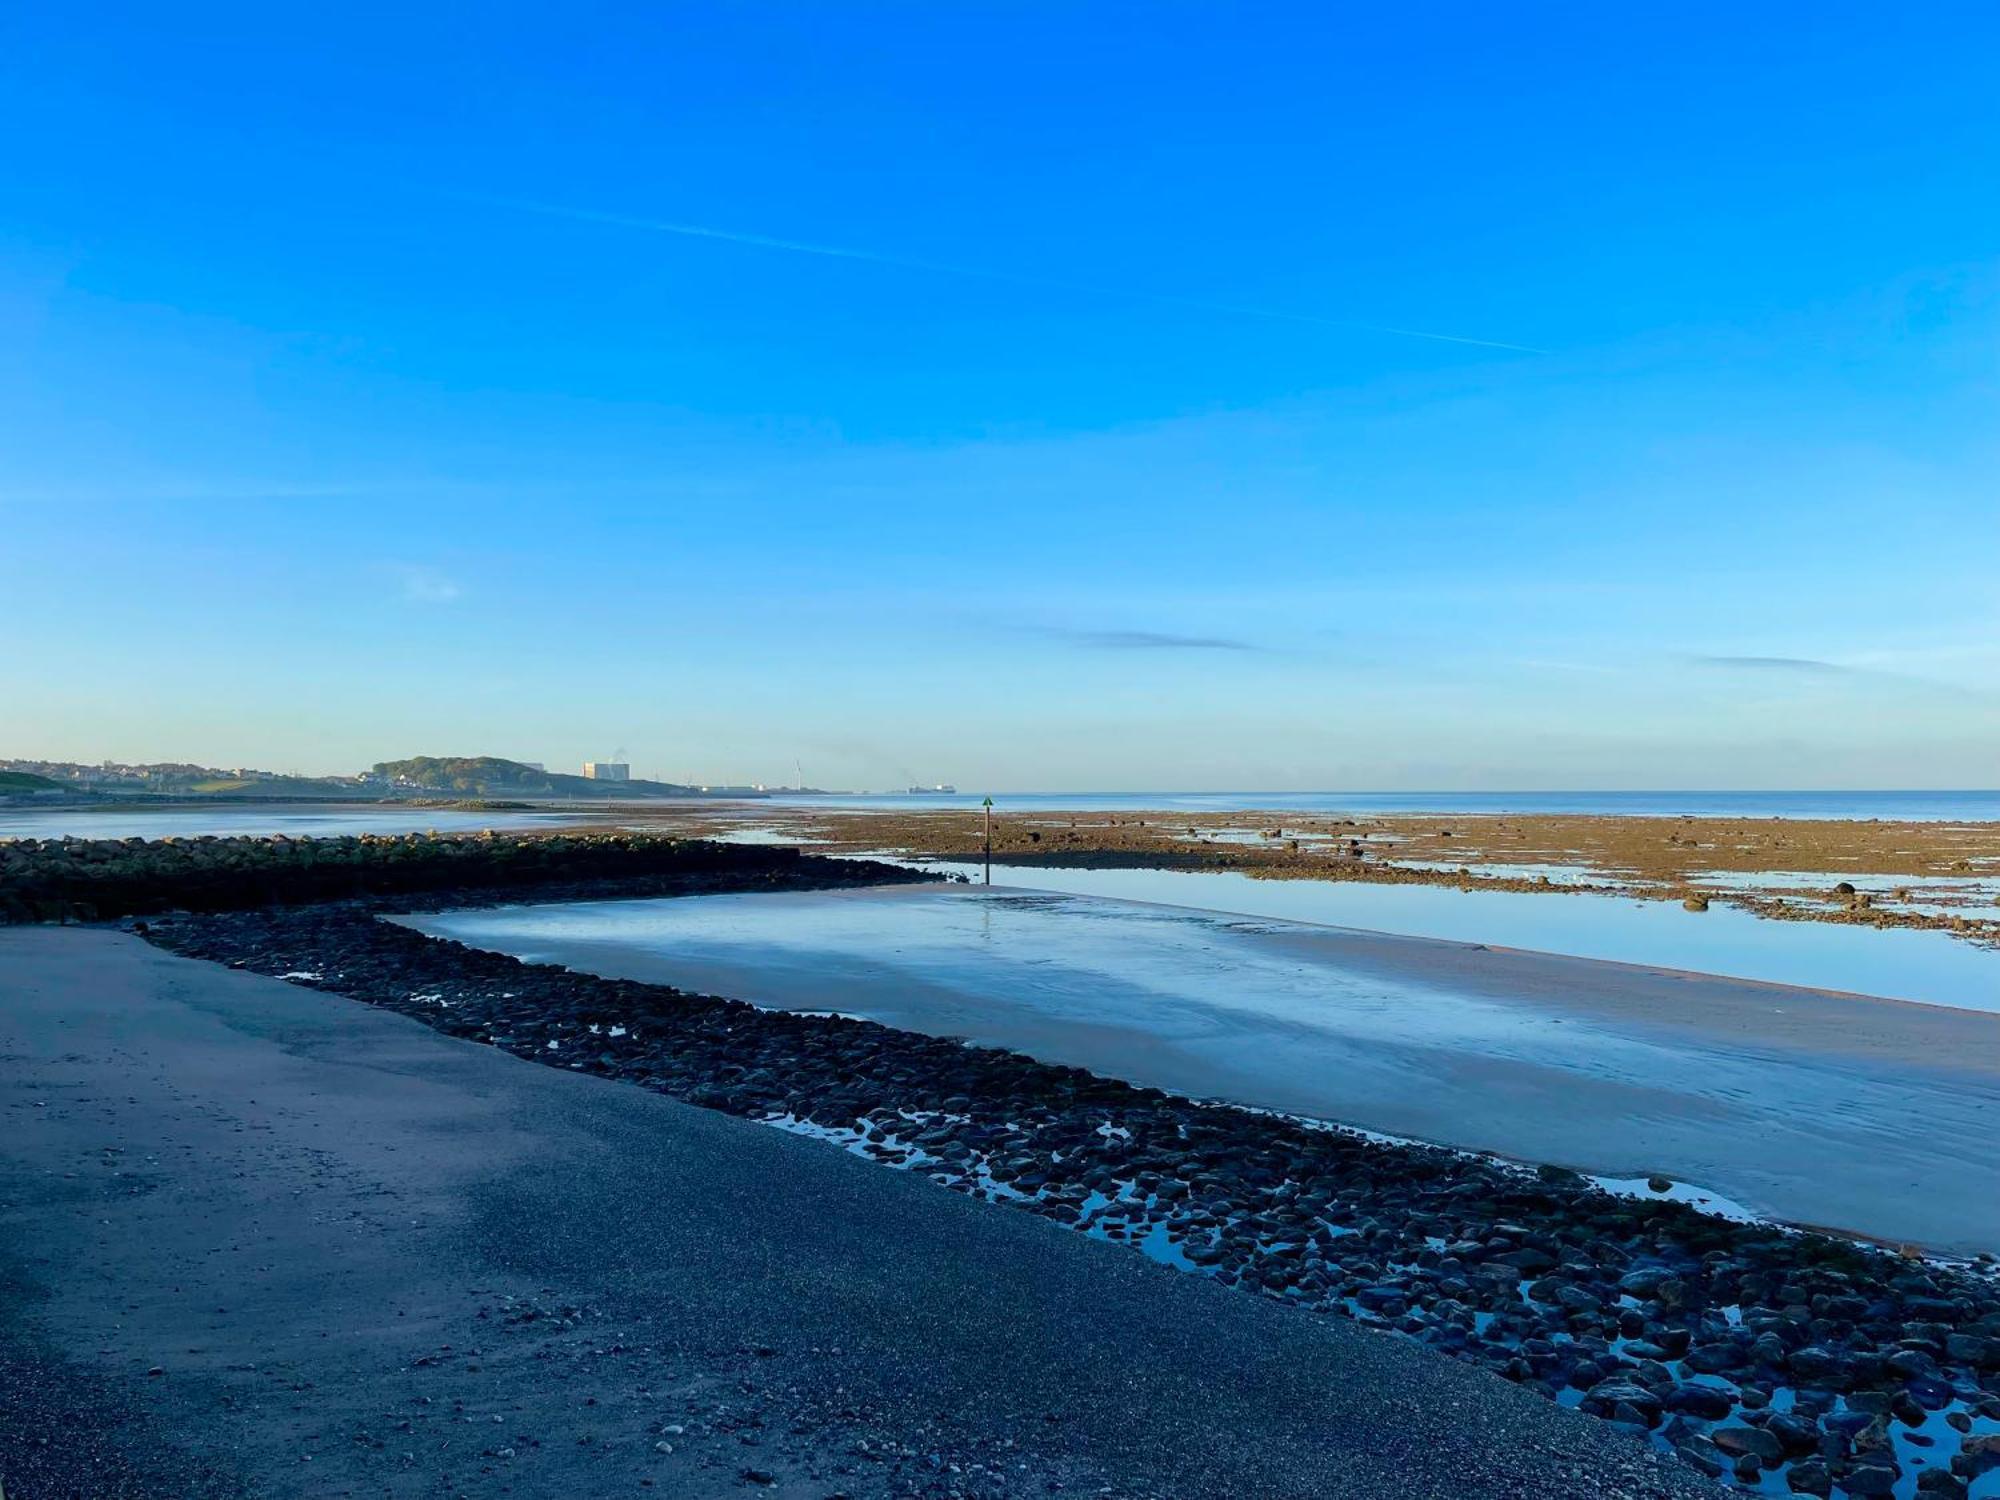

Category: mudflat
[0, 925, 1711, 1500]
[606, 803, 2000, 947]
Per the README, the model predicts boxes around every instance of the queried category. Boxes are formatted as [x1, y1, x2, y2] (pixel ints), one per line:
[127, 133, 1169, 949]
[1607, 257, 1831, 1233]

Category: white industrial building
[582, 761, 630, 781]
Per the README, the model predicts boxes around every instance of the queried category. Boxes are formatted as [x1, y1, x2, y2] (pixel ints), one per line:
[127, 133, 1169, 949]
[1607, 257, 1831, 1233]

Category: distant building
[582, 762, 630, 781]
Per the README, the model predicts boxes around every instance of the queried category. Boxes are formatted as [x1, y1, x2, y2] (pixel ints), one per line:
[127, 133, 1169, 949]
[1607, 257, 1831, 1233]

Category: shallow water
[908, 861, 2000, 1013]
[402, 883, 2000, 1250]
[0, 804, 596, 842]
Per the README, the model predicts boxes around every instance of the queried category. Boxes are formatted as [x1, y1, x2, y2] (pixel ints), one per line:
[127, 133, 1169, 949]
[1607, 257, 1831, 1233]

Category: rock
[1787, 1345, 1846, 1381]
[1710, 1425, 1782, 1464]
[1664, 1383, 1734, 1420]
[1838, 1461, 1900, 1498]
[1652, 1325, 1692, 1356]
[1683, 1341, 1745, 1375]
[1785, 1459, 1831, 1496]
[1955, 1433, 2000, 1478]
[1616, 1267, 1674, 1297]
[1853, 1414, 1896, 1457]
[1885, 1346, 1939, 1379]
[1646, 1175, 1673, 1193]
[1917, 1470, 1968, 1499]
[1945, 1332, 1995, 1367]
[1584, 1380, 1664, 1424]
[1673, 1435, 1724, 1477]
[1765, 1411, 1820, 1454]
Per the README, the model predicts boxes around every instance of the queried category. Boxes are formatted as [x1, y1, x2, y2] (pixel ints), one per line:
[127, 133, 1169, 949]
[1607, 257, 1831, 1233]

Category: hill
[371, 756, 697, 799]
[0, 770, 65, 792]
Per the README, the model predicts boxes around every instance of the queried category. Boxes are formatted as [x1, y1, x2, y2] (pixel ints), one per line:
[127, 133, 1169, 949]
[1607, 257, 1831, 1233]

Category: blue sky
[3, 4, 1996, 789]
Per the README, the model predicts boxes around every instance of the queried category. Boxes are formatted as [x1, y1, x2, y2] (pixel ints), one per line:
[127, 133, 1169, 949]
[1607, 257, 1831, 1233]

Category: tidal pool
[912, 861, 2000, 1013]
[401, 882, 2000, 1251]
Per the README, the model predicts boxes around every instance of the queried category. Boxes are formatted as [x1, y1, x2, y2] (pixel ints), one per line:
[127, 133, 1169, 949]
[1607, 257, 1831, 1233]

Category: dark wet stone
[1785, 1458, 1832, 1496]
[1853, 1414, 1897, 1458]
[1946, 1332, 1996, 1367]
[1886, 1346, 1940, 1379]
[1916, 1470, 1968, 1500]
[1766, 1412, 1820, 1454]
[1672, 1434, 1724, 1477]
[1683, 1342, 1744, 1375]
[1710, 1426, 1781, 1463]
[1954, 1432, 2000, 1478]
[1664, 1384, 1733, 1420]
[1787, 1346, 1845, 1381]
[1837, 1460, 1900, 1497]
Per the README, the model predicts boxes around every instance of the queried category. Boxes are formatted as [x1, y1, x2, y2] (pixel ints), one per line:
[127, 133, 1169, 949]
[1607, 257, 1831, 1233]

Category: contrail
[476, 195, 1548, 355]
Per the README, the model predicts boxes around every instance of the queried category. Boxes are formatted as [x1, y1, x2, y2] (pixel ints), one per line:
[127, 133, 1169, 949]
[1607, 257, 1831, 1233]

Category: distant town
[0, 756, 954, 804]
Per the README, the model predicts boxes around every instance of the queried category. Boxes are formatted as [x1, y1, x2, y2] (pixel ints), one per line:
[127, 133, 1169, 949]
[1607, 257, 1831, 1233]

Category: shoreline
[141, 887, 2000, 1496]
[10, 924, 1719, 1500]
[8, 803, 1997, 949]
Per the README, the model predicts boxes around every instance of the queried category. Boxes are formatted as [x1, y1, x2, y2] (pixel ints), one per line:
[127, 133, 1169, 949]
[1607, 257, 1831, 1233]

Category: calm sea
[770, 790, 2000, 821]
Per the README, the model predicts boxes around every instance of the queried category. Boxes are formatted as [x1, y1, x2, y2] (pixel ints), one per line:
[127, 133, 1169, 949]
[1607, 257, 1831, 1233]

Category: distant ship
[907, 784, 957, 794]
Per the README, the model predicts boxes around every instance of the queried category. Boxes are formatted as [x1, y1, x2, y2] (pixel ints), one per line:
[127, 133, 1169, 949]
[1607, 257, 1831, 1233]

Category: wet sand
[405, 883, 2000, 1252]
[597, 803, 2000, 946]
[0, 926, 1711, 1500]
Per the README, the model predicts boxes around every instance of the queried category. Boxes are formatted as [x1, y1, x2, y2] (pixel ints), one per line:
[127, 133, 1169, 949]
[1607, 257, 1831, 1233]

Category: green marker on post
[982, 795, 993, 885]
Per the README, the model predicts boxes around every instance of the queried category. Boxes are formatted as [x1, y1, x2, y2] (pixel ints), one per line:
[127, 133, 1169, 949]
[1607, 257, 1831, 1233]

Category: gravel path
[0, 925, 1717, 1499]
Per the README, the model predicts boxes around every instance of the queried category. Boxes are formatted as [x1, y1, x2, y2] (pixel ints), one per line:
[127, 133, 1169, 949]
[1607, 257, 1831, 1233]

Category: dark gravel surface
[0, 925, 1720, 1499]
[140, 889, 2000, 1500]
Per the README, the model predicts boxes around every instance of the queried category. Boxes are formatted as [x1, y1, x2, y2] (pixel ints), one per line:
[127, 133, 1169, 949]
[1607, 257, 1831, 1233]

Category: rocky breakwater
[0, 829, 935, 925]
[150, 904, 2000, 1498]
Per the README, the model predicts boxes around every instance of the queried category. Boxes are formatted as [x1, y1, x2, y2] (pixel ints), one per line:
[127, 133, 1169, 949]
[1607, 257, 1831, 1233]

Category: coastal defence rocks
[0, 830, 933, 924]
[150, 901, 2000, 1497]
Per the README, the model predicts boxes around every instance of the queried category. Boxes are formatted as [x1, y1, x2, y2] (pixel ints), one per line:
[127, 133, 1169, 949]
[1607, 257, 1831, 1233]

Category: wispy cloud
[1512, 657, 1620, 675]
[390, 563, 464, 604]
[1053, 627, 1263, 652]
[473, 195, 1548, 355]
[1690, 654, 1850, 674]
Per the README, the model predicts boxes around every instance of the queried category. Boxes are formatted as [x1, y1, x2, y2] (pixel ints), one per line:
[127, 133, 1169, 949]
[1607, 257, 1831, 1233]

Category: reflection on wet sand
[402, 882, 2000, 1253]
